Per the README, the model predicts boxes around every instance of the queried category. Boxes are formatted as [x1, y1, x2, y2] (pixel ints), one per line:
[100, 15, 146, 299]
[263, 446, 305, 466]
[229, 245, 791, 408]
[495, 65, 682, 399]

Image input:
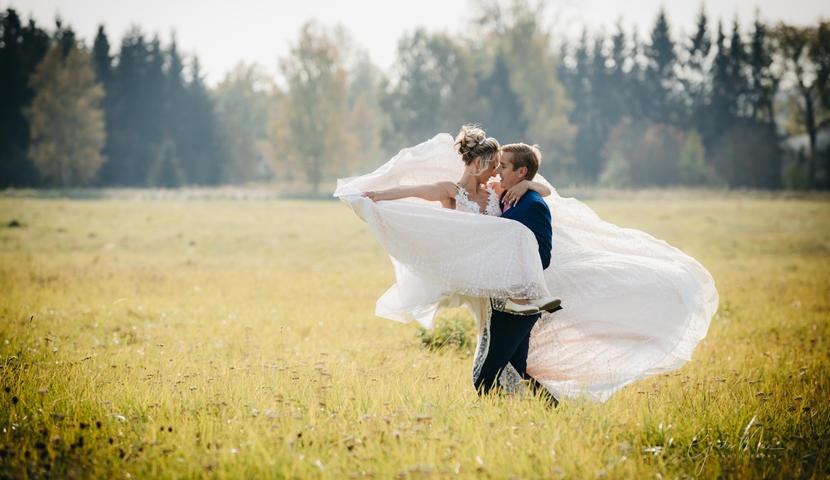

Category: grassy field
[0, 192, 828, 479]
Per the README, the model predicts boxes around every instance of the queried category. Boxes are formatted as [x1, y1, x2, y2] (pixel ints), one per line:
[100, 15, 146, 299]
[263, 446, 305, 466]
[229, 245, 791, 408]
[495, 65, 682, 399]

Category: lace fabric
[454, 184, 501, 217]
[335, 133, 719, 402]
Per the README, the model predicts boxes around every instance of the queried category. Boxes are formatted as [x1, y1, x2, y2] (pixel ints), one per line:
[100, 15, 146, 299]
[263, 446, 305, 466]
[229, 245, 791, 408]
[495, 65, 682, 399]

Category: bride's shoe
[531, 296, 562, 312]
[503, 300, 540, 315]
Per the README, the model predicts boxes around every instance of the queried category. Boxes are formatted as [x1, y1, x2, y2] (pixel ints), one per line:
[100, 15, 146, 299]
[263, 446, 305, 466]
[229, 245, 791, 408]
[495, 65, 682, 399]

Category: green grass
[0, 192, 828, 478]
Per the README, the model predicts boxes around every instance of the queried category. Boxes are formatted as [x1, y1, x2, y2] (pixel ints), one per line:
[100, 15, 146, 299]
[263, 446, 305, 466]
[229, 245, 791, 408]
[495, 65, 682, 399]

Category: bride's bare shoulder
[436, 181, 459, 196]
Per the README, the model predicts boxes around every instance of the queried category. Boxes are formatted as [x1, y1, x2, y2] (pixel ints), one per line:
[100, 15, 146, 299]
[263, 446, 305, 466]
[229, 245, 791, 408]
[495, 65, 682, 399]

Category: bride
[362, 126, 561, 315]
[334, 126, 718, 402]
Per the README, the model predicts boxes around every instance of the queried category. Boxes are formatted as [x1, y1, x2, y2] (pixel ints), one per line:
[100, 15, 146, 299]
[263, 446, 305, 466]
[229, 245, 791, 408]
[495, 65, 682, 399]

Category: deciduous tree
[24, 43, 106, 186]
[280, 21, 357, 192]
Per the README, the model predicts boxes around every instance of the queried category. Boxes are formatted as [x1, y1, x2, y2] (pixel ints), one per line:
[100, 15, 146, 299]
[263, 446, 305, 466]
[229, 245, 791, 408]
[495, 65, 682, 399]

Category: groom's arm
[505, 194, 552, 269]
[525, 200, 552, 269]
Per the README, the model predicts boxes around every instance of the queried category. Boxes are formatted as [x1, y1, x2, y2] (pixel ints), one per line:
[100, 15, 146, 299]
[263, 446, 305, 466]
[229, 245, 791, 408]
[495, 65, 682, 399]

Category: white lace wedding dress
[334, 133, 718, 402]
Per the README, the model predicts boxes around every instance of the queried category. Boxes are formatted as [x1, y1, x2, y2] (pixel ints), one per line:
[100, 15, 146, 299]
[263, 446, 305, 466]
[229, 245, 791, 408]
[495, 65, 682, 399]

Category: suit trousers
[473, 305, 560, 406]
[473, 308, 538, 394]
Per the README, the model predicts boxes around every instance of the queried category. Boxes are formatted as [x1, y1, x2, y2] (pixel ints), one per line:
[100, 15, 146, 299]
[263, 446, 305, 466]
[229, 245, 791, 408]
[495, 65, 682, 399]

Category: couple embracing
[335, 125, 718, 404]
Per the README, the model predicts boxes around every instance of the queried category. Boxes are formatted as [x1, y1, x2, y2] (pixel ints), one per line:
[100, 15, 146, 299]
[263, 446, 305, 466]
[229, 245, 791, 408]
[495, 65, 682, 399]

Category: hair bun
[455, 125, 486, 157]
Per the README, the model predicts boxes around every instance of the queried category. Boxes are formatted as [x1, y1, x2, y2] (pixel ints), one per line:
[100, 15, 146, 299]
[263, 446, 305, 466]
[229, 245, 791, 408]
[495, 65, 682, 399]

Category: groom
[473, 143, 558, 405]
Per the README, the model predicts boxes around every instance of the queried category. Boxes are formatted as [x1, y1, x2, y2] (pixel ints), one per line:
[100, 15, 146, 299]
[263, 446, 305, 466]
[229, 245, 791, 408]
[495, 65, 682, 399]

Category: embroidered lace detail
[471, 299, 527, 393]
[499, 363, 525, 393]
[484, 186, 501, 217]
[471, 300, 492, 385]
[454, 185, 501, 217]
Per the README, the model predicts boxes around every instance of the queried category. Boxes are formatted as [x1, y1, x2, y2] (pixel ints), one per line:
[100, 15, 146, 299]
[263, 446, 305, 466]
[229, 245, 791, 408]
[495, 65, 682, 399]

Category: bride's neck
[458, 170, 482, 192]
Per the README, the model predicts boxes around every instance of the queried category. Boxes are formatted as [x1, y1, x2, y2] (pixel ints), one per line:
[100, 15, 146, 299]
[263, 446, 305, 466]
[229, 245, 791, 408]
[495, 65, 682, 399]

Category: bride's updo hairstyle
[455, 125, 500, 169]
[501, 143, 541, 180]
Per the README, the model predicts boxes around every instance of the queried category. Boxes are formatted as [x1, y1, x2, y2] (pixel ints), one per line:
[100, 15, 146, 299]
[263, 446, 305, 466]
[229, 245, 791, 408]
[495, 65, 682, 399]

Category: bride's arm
[363, 181, 456, 206]
[502, 180, 552, 206]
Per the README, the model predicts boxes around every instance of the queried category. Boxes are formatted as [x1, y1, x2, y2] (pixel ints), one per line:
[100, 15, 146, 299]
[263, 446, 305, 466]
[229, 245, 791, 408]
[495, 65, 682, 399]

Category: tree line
[1, 3, 829, 190]
[1, 9, 222, 188]
[558, 8, 830, 189]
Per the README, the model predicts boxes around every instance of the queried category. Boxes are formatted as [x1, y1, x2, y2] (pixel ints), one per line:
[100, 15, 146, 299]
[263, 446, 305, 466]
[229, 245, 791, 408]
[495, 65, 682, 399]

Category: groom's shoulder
[521, 191, 550, 218]
[521, 190, 547, 208]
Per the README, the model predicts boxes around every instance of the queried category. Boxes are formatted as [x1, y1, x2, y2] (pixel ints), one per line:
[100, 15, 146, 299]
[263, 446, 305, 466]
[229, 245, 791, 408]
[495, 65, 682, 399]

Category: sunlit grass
[0, 192, 828, 478]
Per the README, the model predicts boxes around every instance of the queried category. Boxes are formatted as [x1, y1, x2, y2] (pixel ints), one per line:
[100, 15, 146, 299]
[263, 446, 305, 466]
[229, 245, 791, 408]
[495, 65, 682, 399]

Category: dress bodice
[455, 184, 501, 216]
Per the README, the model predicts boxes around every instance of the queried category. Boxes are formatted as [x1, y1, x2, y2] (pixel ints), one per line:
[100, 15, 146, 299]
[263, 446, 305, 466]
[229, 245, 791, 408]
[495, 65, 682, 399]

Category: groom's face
[497, 152, 527, 190]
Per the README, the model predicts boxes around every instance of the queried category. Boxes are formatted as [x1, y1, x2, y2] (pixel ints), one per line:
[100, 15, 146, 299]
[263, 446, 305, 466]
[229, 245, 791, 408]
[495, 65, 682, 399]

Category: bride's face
[475, 154, 499, 181]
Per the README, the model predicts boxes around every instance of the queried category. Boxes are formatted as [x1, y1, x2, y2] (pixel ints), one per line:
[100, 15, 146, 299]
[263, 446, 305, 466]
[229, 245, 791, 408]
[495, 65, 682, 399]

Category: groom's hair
[501, 143, 541, 180]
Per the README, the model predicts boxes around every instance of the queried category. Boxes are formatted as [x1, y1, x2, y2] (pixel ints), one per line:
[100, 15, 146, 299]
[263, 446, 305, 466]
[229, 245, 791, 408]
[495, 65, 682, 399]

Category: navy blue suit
[500, 191, 552, 270]
[473, 190, 555, 400]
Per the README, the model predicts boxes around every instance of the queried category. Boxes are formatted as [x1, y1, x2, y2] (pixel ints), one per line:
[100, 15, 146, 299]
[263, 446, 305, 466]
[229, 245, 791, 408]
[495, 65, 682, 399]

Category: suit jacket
[501, 190, 552, 269]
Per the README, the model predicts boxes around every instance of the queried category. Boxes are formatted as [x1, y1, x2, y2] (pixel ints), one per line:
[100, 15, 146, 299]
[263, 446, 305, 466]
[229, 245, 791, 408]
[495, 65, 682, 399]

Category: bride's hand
[362, 191, 378, 201]
[503, 180, 531, 206]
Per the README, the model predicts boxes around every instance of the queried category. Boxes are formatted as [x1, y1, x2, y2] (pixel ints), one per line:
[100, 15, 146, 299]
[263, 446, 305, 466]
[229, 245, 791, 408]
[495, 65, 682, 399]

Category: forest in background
[1, 2, 829, 191]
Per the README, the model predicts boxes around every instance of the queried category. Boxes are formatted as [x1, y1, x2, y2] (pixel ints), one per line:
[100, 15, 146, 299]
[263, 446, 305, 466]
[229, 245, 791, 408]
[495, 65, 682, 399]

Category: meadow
[0, 191, 828, 479]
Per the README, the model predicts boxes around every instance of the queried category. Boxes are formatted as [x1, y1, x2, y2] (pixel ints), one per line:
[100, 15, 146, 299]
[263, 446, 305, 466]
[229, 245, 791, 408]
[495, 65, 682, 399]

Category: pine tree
[476, 48, 527, 145]
[91, 25, 111, 84]
[689, 7, 712, 79]
[609, 21, 629, 118]
[91, 25, 116, 186]
[99, 27, 151, 185]
[147, 138, 184, 187]
[24, 43, 106, 186]
[558, 30, 594, 180]
[178, 56, 225, 185]
[163, 34, 187, 179]
[144, 35, 166, 151]
[53, 17, 75, 58]
[727, 18, 750, 117]
[685, 6, 712, 132]
[570, 32, 612, 180]
[0, 9, 49, 186]
[644, 8, 679, 124]
[589, 33, 620, 175]
[707, 21, 735, 146]
[747, 18, 778, 124]
[627, 27, 648, 120]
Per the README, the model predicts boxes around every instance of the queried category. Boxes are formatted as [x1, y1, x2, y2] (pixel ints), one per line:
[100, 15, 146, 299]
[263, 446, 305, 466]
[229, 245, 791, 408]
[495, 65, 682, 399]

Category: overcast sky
[6, 0, 830, 85]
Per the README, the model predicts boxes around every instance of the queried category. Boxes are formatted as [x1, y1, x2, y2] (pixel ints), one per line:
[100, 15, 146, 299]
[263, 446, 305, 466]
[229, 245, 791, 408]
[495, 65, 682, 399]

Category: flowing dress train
[334, 133, 718, 402]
